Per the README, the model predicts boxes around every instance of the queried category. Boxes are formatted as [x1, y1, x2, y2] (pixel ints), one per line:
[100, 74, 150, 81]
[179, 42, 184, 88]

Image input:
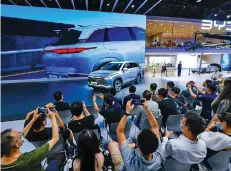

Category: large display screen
[1, 5, 146, 81]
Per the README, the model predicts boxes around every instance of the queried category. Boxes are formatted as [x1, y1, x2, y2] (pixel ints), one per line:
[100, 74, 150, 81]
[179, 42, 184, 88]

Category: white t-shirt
[199, 131, 231, 151]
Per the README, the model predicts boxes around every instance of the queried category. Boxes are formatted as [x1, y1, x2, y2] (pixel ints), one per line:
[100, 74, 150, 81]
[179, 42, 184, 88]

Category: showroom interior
[1, 1, 231, 171]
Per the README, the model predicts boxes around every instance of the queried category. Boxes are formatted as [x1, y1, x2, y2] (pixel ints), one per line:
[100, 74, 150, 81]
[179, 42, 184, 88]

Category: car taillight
[43, 47, 96, 54]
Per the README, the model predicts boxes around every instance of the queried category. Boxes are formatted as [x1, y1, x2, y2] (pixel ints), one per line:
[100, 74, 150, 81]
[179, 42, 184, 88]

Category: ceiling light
[214, 14, 218, 17]
[196, 0, 202, 2]
[131, 5, 135, 8]
[227, 15, 230, 18]
[182, 25, 184, 26]
[107, 3, 110, 6]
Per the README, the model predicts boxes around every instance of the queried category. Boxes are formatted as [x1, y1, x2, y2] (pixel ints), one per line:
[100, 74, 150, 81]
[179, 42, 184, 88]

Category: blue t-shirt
[120, 140, 162, 171]
[196, 93, 217, 119]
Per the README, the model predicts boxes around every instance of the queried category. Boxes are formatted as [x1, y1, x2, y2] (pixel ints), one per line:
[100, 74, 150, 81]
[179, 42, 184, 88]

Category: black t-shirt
[24, 119, 52, 142]
[158, 98, 178, 125]
[54, 101, 70, 111]
[68, 115, 95, 133]
[100, 104, 122, 124]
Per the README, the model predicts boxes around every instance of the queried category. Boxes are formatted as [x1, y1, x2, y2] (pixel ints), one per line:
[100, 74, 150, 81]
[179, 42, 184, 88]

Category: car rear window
[107, 27, 132, 41]
[87, 29, 105, 43]
[52, 29, 82, 46]
[131, 27, 145, 40]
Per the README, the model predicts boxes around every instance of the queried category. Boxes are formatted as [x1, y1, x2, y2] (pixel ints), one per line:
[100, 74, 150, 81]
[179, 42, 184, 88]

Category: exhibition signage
[201, 20, 231, 31]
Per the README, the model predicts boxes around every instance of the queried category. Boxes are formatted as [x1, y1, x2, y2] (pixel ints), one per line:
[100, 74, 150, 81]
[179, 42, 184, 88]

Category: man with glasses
[162, 112, 207, 166]
[1, 108, 59, 171]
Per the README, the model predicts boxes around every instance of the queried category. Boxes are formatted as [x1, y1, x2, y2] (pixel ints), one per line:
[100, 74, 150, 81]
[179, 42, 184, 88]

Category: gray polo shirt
[120, 140, 162, 171]
[135, 100, 162, 129]
[162, 135, 207, 164]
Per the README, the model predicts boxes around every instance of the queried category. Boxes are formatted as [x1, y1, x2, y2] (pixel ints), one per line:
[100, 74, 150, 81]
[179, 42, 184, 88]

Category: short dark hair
[28, 113, 47, 130]
[206, 83, 217, 93]
[167, 81, 175, 88]
[129, 85, 136, 93]
[137, 129, 159, 155]
[184, 112, 206, 137]
[150, 83, 157, 91]
[104, 94, 114, 106]
[217, 112, 231, 127]
[157, 88, 168, 98]
[1, 129, 15, 156]
[53, 91, 63, 101]
[70, 102, 83, 116]
[110, 88, 117, 96]
[171, 87, 181, 95]
[205, 80, 212, 85]
[143, 90, 152, 100]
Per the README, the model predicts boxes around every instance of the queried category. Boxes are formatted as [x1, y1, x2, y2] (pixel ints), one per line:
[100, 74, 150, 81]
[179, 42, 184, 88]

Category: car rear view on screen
[43, 25, 145, 78]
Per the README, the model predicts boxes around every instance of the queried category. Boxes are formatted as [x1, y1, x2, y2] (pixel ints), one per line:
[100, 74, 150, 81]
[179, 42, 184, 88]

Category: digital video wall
[1, 5, 146, 81]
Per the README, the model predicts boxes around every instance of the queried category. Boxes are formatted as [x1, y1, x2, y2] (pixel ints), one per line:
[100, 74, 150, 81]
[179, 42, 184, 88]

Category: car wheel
[202, 69, 206, 73]
[192, 71, 195, 73]
[114, 79, 122, 92]
[135, 74, 141, 84]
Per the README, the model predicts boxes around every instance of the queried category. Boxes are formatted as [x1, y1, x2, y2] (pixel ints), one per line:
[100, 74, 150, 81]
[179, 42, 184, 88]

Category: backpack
[63, 148, 114, 171]
[173, 96, 188, 114]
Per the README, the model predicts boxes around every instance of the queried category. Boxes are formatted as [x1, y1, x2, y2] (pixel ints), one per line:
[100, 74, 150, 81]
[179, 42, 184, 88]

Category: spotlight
[227, 15, 230, 18]
[107, 3, 110, 6]
[196, 0, 202, 2]
[131, 5, 134, 8]
[214, 14, 218, 16]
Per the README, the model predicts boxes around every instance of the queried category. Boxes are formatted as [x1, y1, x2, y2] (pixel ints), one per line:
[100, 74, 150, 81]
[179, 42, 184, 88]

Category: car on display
[88, 61, 142, 92]
[191, 64, 218, 73]
[42, 25, 145, 78]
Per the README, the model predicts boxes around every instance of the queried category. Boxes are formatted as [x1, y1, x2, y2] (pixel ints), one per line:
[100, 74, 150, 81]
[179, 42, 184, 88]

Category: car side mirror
[123, 68, 128, 72]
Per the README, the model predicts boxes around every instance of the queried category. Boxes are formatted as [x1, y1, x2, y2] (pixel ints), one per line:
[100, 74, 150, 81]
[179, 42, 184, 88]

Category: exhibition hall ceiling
[1, 0, 231, 21]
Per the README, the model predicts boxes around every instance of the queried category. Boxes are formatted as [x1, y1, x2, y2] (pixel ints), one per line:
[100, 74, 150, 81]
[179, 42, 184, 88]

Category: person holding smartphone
[23, 104, 65, 142]
[1, 108, 59, 171]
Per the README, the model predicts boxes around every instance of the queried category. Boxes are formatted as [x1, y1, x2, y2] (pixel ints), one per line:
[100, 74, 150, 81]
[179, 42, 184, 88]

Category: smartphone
[131, 99, 145, 105]
[38, 107, 47, 114]
[50, 107, 56, 112]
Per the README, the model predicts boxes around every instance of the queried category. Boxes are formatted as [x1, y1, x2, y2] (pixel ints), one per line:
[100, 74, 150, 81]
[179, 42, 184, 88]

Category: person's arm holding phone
[25, 109, 37, 120]
[93, 95, 100, 112]
[142, 99, 160, 138]
[117, 100, 134, 145]
[54, 111, 65, 129]
[188, 84, 197, 99]
[47, 109, 59, 150]
[23, 109, 40, 137]
[82, 101, 91, 116]
[193, 84, 205, 95]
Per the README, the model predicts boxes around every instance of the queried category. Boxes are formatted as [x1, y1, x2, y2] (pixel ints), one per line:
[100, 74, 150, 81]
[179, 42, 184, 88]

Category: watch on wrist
[124, 112, 130, 116]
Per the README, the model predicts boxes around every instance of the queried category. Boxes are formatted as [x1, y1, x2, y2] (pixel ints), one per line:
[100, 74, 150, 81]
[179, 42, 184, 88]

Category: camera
[131, 99, 145, 106]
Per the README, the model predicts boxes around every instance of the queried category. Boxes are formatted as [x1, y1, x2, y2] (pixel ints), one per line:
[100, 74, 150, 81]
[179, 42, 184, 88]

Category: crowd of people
[1, 76, 231, 171]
